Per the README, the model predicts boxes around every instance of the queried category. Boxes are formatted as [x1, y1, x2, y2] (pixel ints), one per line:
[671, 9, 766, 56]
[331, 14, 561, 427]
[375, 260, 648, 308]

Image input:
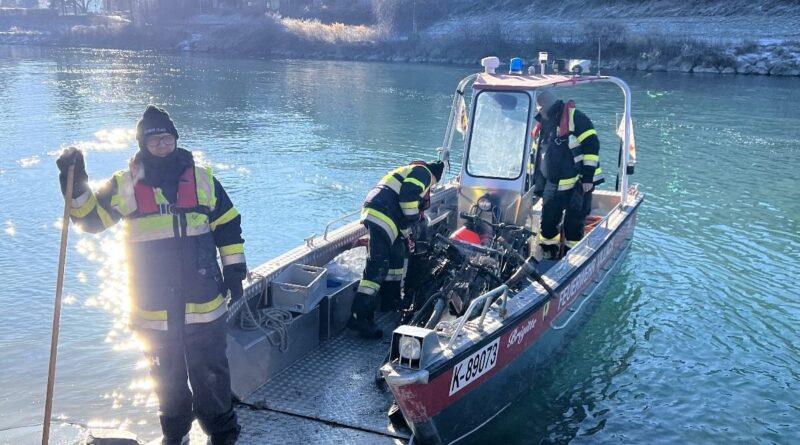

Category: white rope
[239, 290, 294, 352]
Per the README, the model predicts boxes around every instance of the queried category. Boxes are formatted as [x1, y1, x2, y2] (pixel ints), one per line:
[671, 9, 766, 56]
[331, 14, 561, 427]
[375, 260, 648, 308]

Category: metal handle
[381, 364, 430, 386]
[446, 284, 508, 350]
[323, 209, 360, 240]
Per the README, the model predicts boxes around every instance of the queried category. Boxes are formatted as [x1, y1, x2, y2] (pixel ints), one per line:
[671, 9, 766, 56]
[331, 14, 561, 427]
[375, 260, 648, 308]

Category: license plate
[449, 338, 500, 396]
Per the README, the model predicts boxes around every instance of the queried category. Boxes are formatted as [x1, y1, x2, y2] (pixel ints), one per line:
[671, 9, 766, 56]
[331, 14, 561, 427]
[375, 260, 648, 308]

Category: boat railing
[446, 284, 509, 350]
[323, 209, 360, 240]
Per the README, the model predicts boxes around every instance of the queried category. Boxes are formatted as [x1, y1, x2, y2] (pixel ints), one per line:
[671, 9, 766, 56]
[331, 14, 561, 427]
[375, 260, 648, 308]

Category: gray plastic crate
[270, 264, 328, 313]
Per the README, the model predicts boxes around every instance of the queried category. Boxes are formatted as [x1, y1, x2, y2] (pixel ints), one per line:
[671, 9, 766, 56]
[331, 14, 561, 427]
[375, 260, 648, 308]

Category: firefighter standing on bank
[531, 90, 603, 259]
[56, 106, 245, 445]
[348, 160, 445, 339]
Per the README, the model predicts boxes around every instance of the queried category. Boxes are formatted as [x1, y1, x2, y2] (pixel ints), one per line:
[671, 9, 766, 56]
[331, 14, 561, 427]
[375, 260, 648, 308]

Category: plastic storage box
[270, 264, 328, 313]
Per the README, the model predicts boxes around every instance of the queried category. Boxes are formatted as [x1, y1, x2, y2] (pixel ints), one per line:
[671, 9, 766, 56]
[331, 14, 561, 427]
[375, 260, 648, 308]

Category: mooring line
[235, 399, 410, 441]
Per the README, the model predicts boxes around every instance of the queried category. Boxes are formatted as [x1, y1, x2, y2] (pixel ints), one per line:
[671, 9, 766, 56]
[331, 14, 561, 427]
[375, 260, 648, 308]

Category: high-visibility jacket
[67, 149, 245, 332]
[360, 164, 436, 243]
[531, 100, 603, 193]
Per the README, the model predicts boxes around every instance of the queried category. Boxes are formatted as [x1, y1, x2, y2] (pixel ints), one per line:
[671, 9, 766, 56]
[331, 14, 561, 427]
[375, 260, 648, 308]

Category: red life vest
[134, 167, 199, 214]
[532, 100, 576, 139]
[559, 100, 575, 137]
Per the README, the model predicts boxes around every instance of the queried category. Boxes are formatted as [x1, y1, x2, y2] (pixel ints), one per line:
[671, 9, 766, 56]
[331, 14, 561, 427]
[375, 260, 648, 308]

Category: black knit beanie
[136, 105, 179, 150]
[426, 160, 445, 181]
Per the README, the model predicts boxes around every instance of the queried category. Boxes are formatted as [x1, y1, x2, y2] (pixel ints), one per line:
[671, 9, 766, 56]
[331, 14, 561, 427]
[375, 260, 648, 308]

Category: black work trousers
[352, 221, 407, 319]
[540, 184, 593, 256]
[139, 318, 239, 443]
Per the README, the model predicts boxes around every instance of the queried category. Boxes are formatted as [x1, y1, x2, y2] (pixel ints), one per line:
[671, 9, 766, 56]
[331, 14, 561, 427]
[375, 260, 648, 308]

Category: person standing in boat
[349, 160, 445, 338]
[55, 106, 245, 445]
[531, 90, 604, 259]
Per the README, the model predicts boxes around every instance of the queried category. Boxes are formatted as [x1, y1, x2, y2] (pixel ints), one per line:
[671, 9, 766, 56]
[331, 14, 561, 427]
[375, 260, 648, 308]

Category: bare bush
[372, 0, 450, 36]
[582, 20, 627, 45]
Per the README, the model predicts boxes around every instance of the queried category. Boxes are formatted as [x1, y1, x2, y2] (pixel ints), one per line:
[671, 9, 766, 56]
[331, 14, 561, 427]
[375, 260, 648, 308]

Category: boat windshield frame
[464, 90, 532, 181]
[440, 73, 635, 207]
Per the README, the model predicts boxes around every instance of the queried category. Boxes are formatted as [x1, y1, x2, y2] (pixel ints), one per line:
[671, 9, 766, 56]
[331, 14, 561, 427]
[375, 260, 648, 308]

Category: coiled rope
[239, 273, 294, 352]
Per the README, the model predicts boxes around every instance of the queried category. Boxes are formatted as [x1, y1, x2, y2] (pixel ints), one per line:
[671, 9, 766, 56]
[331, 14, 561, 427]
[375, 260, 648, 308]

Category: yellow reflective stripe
[131, 214, 173, 231]
[70, 193, 98, 218]
[132, 306, 167, 321]
[220, 243, 244, 256]
[565, 239, 581, 248]
[358, 279, 380, 295]
[110, 171, 136, 216]
[584, 154, 600, 162]
[210, 207, 239, 230]
[558, 176, 579, 186]
[378, 174, 402, 193]
[127, 215, 175, 242]
[361, 208, 399, 241]
[404, 177, 426, 193]
[359, 280, 380, 290]
[576, 128, 597, 143]
[185, 224, 211, 237]
[96, 204, 115, 228]
[388, 268, 405, 275]
[154, 189, 168, 205]
[538, 233, 561, 245]
[186, 295, 225, 314]
[185, 295, 227, 324]
[195, 166, 216, 209]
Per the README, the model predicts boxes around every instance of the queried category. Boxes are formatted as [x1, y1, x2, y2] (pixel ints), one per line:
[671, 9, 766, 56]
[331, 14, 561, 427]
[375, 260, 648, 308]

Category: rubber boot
[161, 434, 189, 445]
[348, 292, 383, 339]
[209, 425, 240, 445]
[379, 281, 402, 312]
[541, 244, 559, 260]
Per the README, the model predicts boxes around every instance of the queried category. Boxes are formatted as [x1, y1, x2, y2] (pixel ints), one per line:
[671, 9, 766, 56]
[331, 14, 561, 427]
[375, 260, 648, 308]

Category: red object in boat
[450, 227, 482, 245]
[584, 215, 603, 235]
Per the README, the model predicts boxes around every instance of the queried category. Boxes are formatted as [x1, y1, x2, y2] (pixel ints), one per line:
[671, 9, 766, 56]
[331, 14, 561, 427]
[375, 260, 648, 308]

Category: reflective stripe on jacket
[361, 164, 435, 242]
[67, 149, 244, 332]
[531, 100, 603, 193]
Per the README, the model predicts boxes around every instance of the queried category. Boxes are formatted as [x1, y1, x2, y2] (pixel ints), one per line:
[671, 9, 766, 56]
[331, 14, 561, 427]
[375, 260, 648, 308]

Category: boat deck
[237, 311, 408, 444]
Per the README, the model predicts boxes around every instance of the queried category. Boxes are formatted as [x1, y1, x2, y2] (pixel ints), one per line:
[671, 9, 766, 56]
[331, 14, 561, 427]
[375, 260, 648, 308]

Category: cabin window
[466, 91, 530, 180]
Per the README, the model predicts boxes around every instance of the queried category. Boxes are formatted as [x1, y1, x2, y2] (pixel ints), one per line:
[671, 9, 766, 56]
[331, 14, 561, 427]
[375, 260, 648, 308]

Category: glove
[569, 185, 585, 212]
[223, 264, 247, 303]
[56, 147, 89, 198]
[410, 219, 426, 241]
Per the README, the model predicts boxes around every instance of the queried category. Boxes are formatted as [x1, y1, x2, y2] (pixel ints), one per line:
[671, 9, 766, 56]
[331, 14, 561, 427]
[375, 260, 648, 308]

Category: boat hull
[390, 200, 641, 445]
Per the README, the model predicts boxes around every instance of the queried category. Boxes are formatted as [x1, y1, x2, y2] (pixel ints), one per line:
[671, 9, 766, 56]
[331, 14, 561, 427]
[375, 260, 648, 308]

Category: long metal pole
[42, 164, 75, 445]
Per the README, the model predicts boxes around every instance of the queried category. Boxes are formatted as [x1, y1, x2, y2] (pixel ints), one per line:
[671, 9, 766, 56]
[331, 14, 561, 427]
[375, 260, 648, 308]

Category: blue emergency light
[509, 57, 523, 74]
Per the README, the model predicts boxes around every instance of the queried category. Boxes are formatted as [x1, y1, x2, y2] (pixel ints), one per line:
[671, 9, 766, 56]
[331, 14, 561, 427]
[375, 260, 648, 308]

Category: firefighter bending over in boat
[349, 160, 445, 339]
[56, 106, 245, 445]
[531, 90, 603, 259]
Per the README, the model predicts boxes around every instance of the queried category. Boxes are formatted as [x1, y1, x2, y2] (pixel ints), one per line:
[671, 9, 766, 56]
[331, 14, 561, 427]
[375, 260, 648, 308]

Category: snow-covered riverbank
[1, 10, 798, 77]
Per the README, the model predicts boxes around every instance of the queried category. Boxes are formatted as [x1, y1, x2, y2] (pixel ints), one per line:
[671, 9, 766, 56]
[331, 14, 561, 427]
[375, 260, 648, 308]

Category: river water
[0, 46, 798, 444]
